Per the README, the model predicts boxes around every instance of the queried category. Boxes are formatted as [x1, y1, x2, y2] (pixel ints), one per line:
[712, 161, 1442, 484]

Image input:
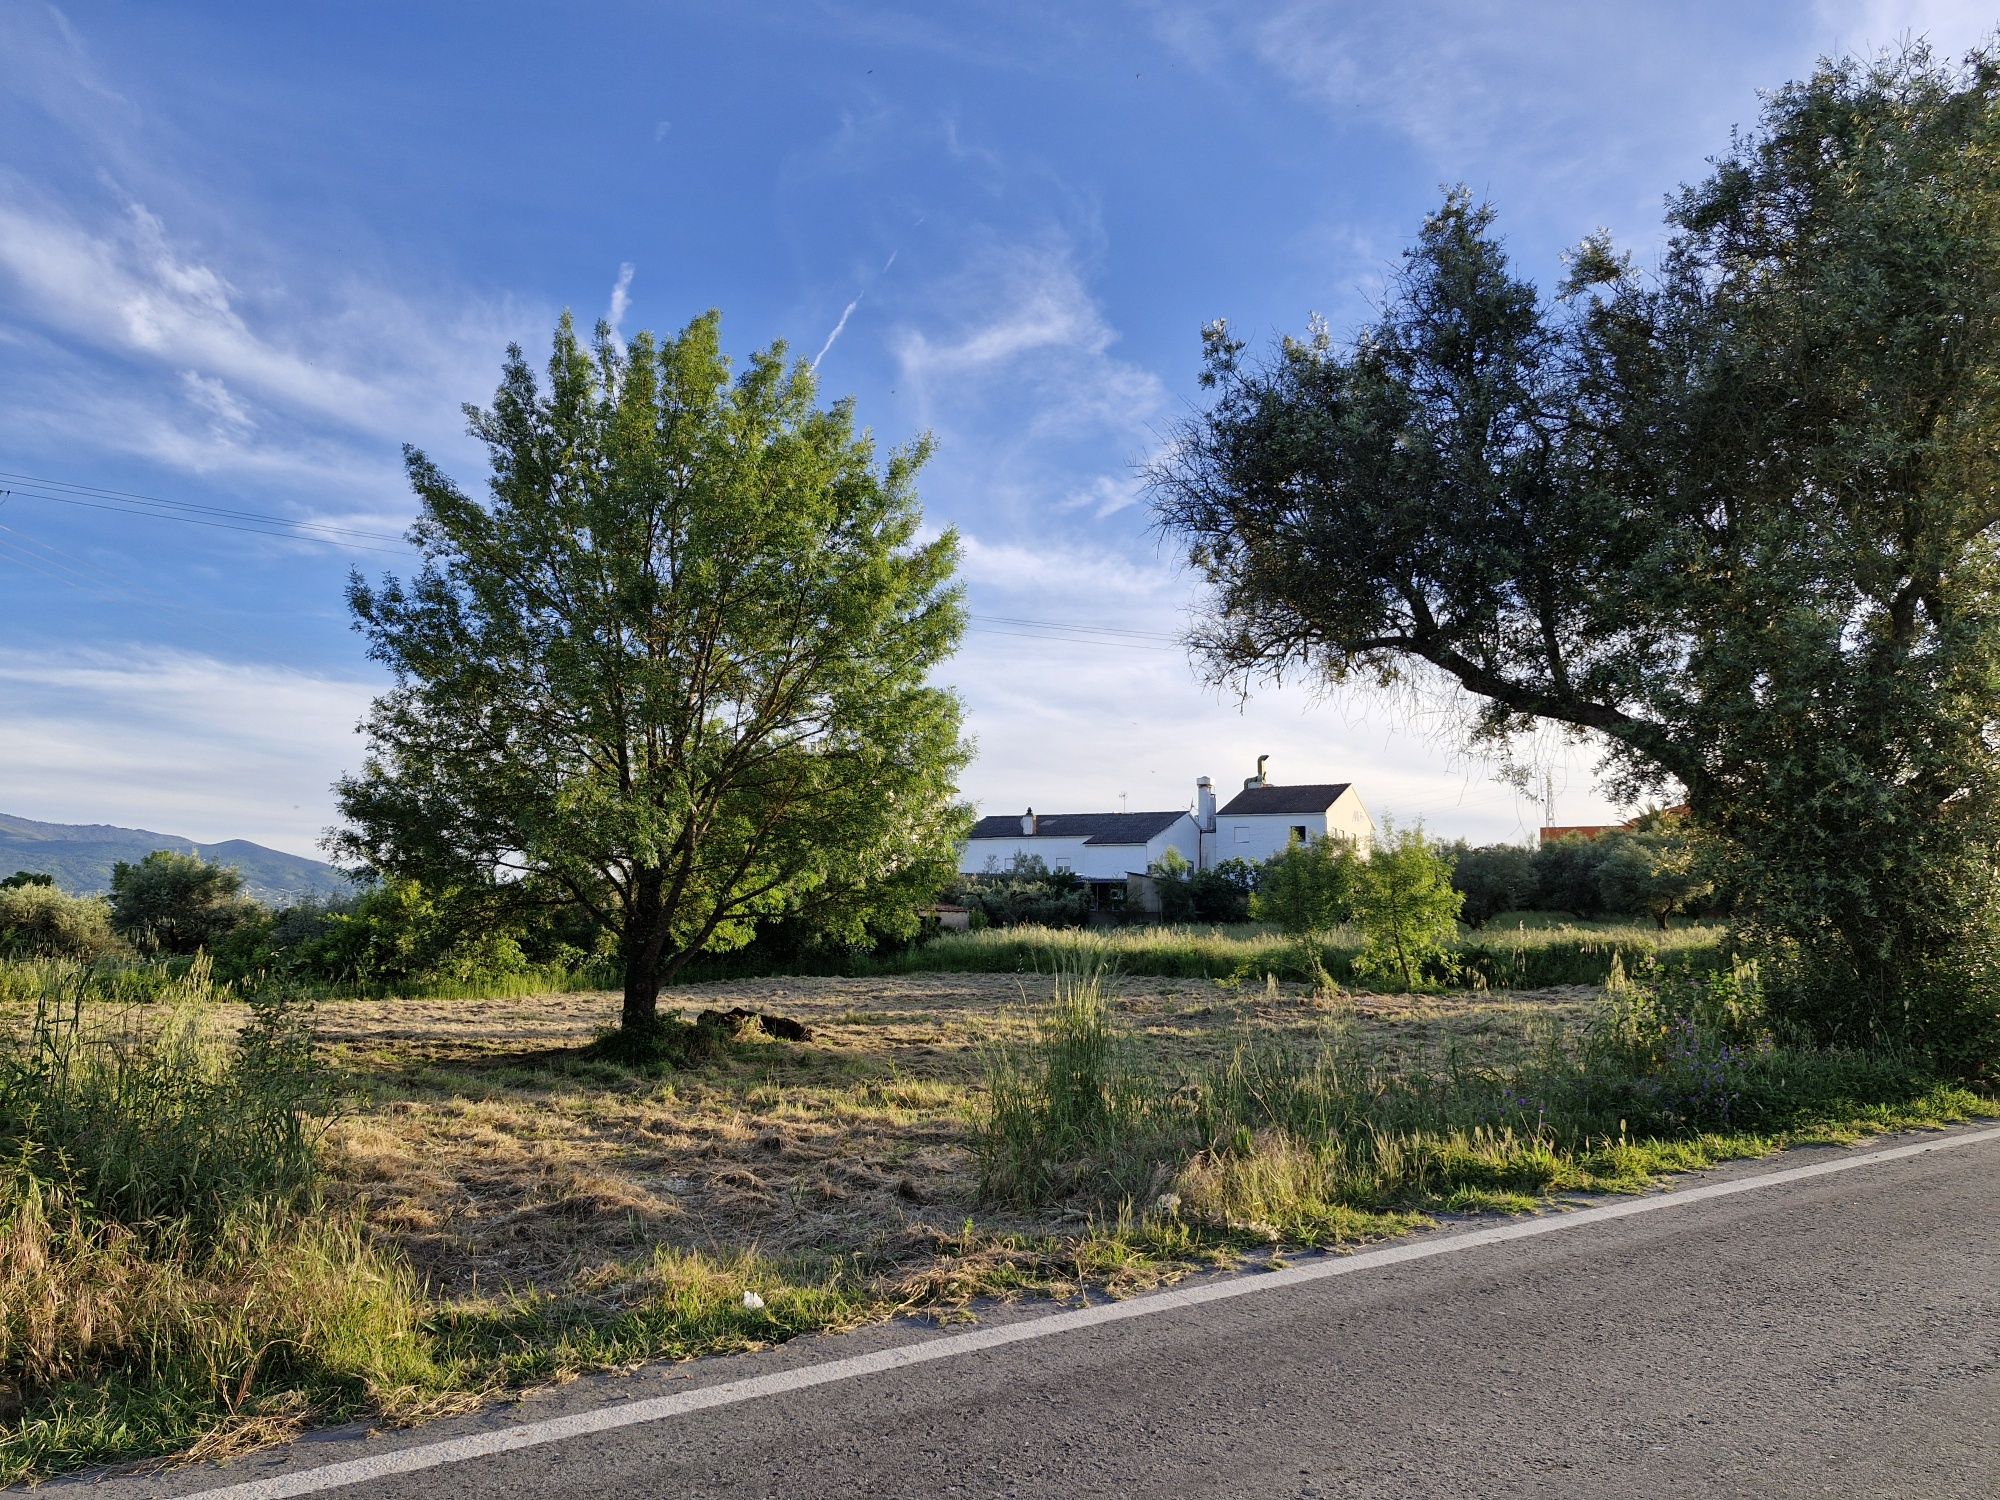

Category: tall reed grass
[874, 918, 1723, 990]
[0, 960, 436, 1479]
[975, 957, 1987, 1244]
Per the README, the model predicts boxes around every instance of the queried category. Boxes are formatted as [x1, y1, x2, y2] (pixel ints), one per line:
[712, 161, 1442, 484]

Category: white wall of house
[1214, 788, 1375, 865]
[961, 815, 1199, 882]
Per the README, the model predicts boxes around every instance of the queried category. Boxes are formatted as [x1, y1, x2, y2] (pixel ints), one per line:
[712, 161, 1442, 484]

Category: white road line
[177, 1125, 2000, 1500]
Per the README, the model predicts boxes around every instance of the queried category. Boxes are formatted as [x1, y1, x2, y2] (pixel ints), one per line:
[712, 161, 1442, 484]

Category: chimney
[1243, 754, 1271, 791]
[1021, 806, 1037, 836]
[1196, 776, 1216, 832]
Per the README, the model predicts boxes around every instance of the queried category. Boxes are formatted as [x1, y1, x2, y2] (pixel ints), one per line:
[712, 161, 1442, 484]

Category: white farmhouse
[961, 760, 1374, 911]
[960, 809, 1200, 898]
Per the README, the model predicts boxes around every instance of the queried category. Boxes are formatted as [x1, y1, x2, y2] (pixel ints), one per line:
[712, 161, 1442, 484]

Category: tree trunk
[620, 869, 670, 1033]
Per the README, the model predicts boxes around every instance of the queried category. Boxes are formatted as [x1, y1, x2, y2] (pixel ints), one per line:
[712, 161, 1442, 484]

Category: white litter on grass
[741, 1291, 766, 1311]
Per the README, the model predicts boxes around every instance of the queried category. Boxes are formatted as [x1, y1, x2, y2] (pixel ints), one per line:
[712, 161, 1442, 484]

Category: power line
[0, 470, 410, 544]
[2, 486, 415, 556]
[969, 613, 1179, 643]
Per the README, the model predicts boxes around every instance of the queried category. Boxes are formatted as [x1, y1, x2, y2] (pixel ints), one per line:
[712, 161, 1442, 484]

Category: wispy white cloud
[957, 530, 1177, 606]
[0, 647, 378, 855]
[890, 232, 1170, 452]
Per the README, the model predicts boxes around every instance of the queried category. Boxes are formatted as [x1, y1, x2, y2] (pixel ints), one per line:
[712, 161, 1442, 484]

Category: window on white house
[1291, 825, 1308, 843]
[1054, 857, 1072, 872]
[1234, 826, 1249, 844]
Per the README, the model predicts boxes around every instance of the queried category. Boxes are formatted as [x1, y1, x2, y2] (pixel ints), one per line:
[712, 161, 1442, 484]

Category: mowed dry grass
[312, 973, 1598, 1301]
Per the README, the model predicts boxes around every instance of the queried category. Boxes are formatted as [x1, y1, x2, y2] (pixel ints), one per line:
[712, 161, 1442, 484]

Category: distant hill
[0, 813, 356, 905]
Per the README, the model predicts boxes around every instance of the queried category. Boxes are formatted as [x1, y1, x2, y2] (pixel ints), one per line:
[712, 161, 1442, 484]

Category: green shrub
[0, 885, 122, 962]
[977, 963, 1176, 1206]
[1445, 842, 1538, 929]
[108, 851, 262, 956]
[1251, 837, 1357, 939]
[952, 856, 1090, 929]
[1349, 821, 1463, 991]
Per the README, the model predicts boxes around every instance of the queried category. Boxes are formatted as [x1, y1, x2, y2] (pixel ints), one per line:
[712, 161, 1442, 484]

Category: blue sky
[1, 0, 1989, 858]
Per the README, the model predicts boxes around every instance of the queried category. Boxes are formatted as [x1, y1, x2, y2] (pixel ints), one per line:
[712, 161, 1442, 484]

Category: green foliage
[0, 959, 323, 1240]
[977, 963, 1174, 1206]
[0, 872, 52, 890]
[1594, 831, 1714, 931]
[1251, 836, 1357, 938]
[1147, 850, 1253, 924]
[1531, 836, 1611, 919]
[953, 854, 1091, 929]
[334, 312, 970, 1033]
[1154, 45, 2000, 1070]
[0, 884, 121, 961]
[0, 960, 437, 1479]
[1349, 821, 1463, 990]
[1446, 841, 1538, 928]
[107, 850, 260, 957]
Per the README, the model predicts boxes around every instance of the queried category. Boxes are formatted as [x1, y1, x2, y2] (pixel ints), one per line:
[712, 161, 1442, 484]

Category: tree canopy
[334, 312, 969, 1035]
[1153, 46, 2000, 1065]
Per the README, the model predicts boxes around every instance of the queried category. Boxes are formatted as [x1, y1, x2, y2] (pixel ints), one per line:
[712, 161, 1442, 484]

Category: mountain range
[0, 813, 355, 905]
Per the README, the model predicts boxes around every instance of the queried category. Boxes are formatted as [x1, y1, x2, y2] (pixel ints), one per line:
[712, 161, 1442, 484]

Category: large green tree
[1153, 46, 2000, 1065]
[334, 313, 969, 1036]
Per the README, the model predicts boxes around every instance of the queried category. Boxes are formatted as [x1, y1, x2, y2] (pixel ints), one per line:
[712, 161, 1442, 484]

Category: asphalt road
[67, 1125, 2000, 1500]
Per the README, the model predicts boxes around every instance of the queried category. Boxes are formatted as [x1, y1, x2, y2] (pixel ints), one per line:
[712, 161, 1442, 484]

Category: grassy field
[851, 915, 1727, 988]
[2, 956, 1988, 1481]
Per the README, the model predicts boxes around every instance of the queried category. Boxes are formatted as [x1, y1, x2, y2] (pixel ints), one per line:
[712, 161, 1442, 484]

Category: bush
[952, 856, 1090, 930]
[1251, 837, 1357, 939]
[0, 960, 323, 1239]
[1350, 820, 1463, 991]
[0, 885, 121, 962]
[1446, 842, 1538, 929]
[976, 962, 1172, 1206]
[108, 851, 262, 956]
[1531, 835, 1612, 919]
[1595, 832, 1714, 931]
[0, 959, 441, 1478]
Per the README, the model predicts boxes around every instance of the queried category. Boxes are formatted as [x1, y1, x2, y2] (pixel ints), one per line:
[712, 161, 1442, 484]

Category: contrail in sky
[811, 249, 901, 369]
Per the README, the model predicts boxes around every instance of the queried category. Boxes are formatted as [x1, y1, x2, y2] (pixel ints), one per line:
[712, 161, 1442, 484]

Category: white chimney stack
[1021, 807, 1037, 835]
[1196, 776, 1216, 832]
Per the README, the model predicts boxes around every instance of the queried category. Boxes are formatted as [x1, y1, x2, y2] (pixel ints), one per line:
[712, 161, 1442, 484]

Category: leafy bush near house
[1147, 850, 1256, 924]
[1251, 837, 1358, 939]
[1349, 821, 1463, 991]
[949, 855, 1090, 930]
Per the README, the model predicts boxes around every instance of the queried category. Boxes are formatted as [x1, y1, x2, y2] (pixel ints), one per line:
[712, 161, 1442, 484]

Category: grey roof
[1217, 782, 1352, 816]
[966, 810, 1190, 846]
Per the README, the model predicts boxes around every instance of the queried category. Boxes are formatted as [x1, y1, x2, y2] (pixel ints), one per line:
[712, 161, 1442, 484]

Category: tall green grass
[0, 959, 440, 1479]
[975, 958, 1992, 1243]
[873, 919, 1723, 989]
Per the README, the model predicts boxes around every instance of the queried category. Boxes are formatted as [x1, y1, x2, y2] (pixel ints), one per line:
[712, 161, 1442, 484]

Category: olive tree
[1153, 47, 2000, 1065]
[334, 313, 969, 1039]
